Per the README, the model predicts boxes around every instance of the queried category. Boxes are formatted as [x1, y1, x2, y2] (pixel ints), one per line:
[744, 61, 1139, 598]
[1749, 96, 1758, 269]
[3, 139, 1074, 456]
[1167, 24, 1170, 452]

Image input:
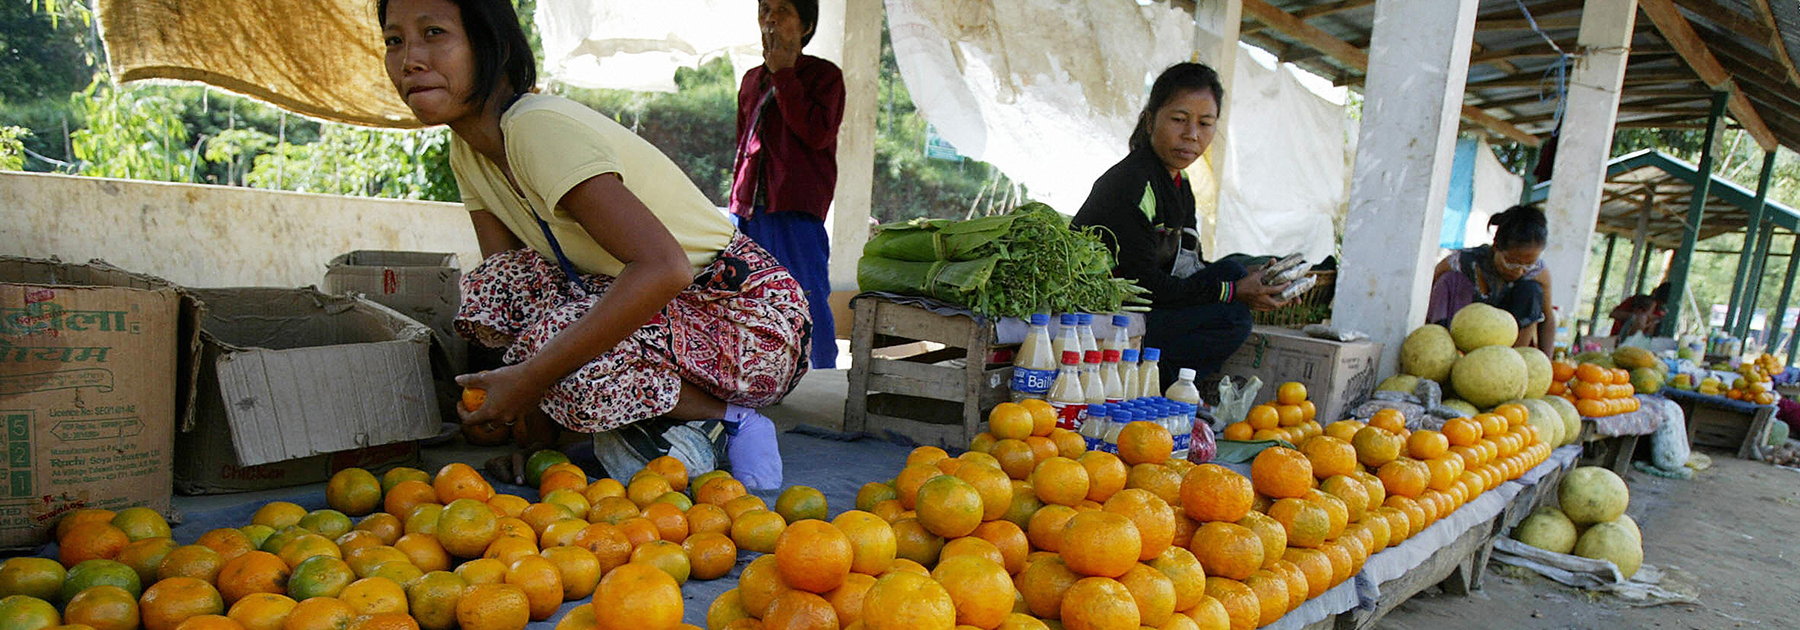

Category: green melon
[1450, 303, 1519, 352]
[1537, 396, 1582, 447]
[1516, 347, 1552, 398]
[1614, 513, 1641, 544]
[1629, 368, 1663, 395]
[1513, 507, 1578, 554]
[1442, 399, 1478, 417]
[1378, 374, 1421, 393]
[1769, 421, 1791, 447]
[1611, 346, 1657, 370]
[1574, 521, 1643, 579]
[1512, 398, 1563, 448]
[1400, 324, 1460, 382]
[1559, 467, 1629, 525]
[1452, 346, 1528, 408]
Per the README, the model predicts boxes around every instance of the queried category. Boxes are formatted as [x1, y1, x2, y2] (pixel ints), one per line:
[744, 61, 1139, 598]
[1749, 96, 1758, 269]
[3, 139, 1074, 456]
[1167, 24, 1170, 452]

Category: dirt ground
[1378, 451, 1800, 629]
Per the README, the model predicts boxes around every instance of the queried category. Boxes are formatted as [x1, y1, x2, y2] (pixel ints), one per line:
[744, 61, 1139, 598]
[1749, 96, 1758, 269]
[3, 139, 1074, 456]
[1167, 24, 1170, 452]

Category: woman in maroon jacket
[732, 0, 845, 369]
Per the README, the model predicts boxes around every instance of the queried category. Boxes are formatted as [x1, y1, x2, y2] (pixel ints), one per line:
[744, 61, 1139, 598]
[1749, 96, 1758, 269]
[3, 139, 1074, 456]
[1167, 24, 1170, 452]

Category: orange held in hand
[461, 387, 487, 412]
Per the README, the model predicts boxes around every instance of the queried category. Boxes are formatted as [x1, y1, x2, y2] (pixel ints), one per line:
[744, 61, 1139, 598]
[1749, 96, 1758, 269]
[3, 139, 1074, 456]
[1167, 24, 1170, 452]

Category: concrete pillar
[1334, 0, 1480, 376]
[1729, 151, 1778, 335]
[1661, 91, 1730, 337]
[1541, 0, 1638, 337]
[825, 0, 882, 291]
[1191, 0, 1242, 255]
[1619, 192, 1652, 303]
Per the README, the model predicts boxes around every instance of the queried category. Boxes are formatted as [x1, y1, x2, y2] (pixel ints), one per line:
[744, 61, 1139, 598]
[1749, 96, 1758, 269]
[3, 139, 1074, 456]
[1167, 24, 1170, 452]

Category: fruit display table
[1575, 394, 1665, 475]
[1659, 387, 1777, 458]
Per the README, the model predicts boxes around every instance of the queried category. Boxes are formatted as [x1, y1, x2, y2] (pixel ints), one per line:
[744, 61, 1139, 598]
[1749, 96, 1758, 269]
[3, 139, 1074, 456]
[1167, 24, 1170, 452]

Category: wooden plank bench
[843, 296, 1013, 449]
[1334, 511, 1505, 630]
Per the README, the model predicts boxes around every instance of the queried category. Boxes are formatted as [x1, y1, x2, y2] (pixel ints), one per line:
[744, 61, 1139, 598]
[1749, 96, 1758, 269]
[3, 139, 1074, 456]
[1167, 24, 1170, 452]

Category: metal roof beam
[1242, 0, 1538, 144]
[1738, 0, 1800, 88]
[1638, 0, 1781, 151]
[1241, 0, 1375, 36]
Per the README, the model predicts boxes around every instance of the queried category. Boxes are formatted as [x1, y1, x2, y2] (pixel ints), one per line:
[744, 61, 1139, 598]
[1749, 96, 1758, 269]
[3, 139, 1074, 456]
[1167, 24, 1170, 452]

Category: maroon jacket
[731, 54, 845, 220]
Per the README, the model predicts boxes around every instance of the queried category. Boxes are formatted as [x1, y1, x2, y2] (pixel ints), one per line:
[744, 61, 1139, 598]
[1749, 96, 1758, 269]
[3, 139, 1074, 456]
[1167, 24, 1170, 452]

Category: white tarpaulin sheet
[1213, 52, 1351, 263]
[535, 0, 774, 93]
[885, 0, 1194, 212]
[536, 0, 1357, 262]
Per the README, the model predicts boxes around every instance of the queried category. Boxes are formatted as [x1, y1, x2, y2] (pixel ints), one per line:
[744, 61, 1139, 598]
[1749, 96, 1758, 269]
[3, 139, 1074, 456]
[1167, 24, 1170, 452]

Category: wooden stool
[843, 296, 1012, 449]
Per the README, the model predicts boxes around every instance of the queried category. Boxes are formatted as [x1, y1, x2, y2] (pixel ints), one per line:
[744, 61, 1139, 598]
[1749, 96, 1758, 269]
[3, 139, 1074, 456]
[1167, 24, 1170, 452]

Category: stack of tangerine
[1549, 362, 1641, 417]
[1218, 383, 1322, 443]
[15, 454, 784, 630]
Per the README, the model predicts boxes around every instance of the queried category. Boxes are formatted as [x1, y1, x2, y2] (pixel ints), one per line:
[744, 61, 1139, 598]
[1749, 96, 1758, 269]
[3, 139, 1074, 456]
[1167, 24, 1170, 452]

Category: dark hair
[1128, 62, 1225, 152]
[1489, 204, 1548, 250]
[1650, 281, 1672, 304]
[791, 0, 820, 47]
[379, 0, 537, 110]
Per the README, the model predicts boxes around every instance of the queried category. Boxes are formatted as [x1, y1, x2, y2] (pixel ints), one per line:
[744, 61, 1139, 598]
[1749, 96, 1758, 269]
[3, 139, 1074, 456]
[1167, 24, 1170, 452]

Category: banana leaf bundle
[856, 203, 1147, 317]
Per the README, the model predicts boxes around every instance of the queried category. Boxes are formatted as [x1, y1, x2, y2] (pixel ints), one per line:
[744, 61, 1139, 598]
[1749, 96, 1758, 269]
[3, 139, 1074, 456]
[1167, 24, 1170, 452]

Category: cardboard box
[0, 257, 201, 547]
[173, 288, 441, 494]
[323, 251, 466, 374]
[1214, 325, 1384, 424]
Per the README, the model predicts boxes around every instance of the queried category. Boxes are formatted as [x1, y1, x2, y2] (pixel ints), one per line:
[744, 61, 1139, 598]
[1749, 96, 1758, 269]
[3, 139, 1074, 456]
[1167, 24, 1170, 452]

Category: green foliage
[3, 1, 94, 104]
[233, 125, 454, 200]
[68, 79, 196, 181]
[0, 126, 28, 170]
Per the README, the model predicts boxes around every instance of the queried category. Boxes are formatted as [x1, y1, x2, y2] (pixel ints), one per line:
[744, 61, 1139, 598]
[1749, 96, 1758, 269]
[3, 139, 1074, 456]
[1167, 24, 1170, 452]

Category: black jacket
[1071, 147, 1246, 308]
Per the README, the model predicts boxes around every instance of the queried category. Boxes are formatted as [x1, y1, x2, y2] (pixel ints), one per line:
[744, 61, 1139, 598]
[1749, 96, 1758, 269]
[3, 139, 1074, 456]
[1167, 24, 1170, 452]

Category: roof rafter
[1638, 0, 1780, 151]
[1240, 0, 1539, 145]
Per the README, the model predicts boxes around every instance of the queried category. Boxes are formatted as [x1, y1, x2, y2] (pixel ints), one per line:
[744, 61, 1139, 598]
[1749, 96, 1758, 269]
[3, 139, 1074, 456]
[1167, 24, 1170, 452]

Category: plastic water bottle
[1119, 348, 1141, 402]
[1081, 403, 1111, 440]
[1010, 313, 1056, 402]
[1078, 314, 1100, 355]
[1105, 410, 1129, 452]
[1138, 348, 1163, 400]
[1051, 314, 1079, 359]
[1166, 368, 1202, 406]
[1082, 351, 1107, 407]
[1047, 350, 1086, 431]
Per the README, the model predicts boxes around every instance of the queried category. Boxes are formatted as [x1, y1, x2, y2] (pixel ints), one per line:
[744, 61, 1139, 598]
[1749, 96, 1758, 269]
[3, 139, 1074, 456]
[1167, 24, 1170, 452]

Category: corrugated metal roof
[1231, 0, 1800, 153]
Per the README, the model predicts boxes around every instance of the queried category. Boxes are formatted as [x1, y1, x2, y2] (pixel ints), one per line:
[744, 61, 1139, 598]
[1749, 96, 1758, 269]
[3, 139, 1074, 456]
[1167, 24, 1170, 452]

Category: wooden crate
[1684, 404, 1776, 458]
[843, 297, 1013, 449]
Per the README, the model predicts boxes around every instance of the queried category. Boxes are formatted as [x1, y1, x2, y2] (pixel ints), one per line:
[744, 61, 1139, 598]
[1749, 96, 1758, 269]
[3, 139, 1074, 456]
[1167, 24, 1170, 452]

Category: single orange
[1178, 464, 1253, 523]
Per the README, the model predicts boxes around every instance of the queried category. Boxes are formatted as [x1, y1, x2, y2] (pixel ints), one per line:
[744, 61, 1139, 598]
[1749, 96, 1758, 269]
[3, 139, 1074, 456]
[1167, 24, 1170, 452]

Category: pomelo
[1512, 507, 1577, 554]
[1451, 346, 1527, 409]
[1515, 347, 1552, 398]
[1573, 521, 1642, 579]
[1400, 325, 1459, 383]
[1559, 467, 1628, 526]
[1449, 304, 1517, 352]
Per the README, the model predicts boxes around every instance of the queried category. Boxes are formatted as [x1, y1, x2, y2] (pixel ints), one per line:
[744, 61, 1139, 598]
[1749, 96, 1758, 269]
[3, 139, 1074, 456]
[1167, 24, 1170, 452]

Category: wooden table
[1659, 388, 1776, 459]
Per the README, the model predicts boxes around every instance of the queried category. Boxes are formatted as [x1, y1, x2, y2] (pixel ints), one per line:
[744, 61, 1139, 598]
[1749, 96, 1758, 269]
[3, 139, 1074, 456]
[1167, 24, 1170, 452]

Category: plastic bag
[1215, 375, 1264, 428]
[1648, 396, 1691, 475]
[1412, 380, 1442, 410]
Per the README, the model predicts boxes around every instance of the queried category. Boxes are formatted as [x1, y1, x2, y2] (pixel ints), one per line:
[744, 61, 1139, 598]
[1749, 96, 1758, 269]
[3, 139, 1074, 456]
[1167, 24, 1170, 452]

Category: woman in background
[1427, 204, 1557, 353]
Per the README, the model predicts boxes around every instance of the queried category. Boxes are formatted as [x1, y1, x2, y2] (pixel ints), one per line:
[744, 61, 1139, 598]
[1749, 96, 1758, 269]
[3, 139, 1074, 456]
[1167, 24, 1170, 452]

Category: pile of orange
[1219, 382, 1323, 444]
[24, 454, 733, 630]
[1550, 362, 1640, 417]
[1725, 353, 1780, 404]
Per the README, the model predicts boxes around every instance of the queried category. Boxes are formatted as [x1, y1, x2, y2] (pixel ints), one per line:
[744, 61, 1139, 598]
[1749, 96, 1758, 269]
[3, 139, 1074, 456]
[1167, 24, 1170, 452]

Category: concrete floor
[169, 368, 853, 515]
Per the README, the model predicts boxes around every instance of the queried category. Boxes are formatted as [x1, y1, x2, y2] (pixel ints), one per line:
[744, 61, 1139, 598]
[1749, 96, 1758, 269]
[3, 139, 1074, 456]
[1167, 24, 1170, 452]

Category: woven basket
[1252, 270, 1336, 328]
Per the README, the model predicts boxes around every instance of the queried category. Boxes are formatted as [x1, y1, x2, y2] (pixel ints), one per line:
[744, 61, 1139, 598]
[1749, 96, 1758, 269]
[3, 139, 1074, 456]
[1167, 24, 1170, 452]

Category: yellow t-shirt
[448, 93, 735, 277]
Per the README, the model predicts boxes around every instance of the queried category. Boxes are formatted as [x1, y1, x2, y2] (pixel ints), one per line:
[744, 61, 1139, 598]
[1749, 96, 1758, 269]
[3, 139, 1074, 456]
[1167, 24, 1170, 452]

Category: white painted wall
[0, 172, 481, 288]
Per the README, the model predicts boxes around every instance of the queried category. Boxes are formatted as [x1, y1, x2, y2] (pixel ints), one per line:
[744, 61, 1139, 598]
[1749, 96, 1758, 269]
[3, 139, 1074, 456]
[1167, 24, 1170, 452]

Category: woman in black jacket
[1072, 62, 1288, 388]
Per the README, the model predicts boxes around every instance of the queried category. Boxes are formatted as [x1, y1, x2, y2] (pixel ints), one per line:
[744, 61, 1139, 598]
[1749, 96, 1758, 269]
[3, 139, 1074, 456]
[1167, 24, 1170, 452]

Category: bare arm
[470, 210, 524, 259]
[458, 173, 693, 427]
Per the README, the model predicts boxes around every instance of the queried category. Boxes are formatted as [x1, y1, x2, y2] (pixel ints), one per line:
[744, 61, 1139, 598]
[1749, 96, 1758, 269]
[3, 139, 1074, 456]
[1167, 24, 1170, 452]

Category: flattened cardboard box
[175, 288, 440, 494]
[1214, 325, 1383, 425]
[0, 257, 202, 548]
